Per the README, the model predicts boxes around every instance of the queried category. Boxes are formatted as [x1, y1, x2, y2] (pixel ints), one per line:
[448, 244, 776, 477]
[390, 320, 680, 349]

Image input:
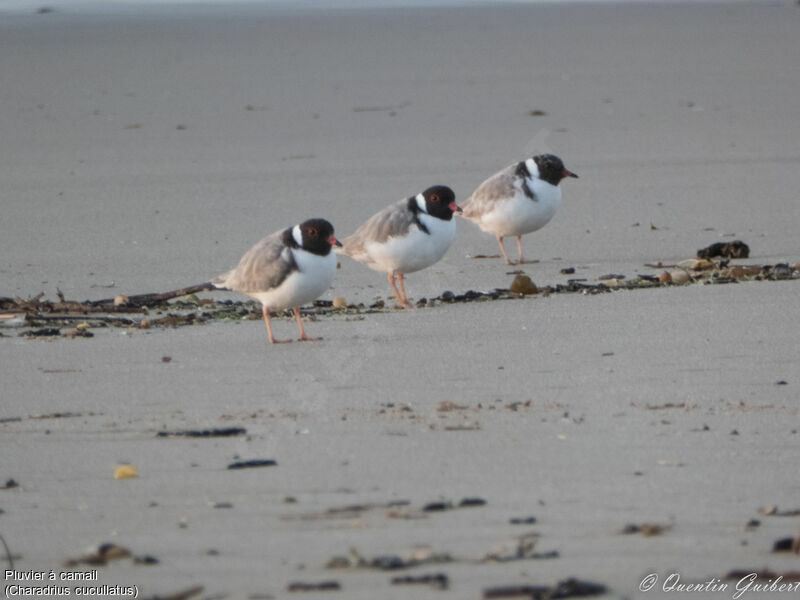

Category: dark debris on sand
[3, 258, 797, 338]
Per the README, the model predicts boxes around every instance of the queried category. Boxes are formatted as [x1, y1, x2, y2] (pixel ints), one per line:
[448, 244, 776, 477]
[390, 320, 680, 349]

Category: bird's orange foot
[298, 335, 323, 342]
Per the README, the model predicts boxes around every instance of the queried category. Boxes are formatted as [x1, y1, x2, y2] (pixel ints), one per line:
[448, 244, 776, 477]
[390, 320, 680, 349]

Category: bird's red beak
[564, 169, 578, 179]
[329, 235, 342, 247]
[449, 201, 463, 213]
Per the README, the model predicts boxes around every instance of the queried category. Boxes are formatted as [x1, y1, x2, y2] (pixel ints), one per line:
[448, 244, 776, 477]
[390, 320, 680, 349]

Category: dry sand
[2, 2, 800, 598]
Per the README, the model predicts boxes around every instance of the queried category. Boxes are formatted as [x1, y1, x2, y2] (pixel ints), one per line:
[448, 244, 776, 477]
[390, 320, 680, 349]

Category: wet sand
[2, 2, 800, 598]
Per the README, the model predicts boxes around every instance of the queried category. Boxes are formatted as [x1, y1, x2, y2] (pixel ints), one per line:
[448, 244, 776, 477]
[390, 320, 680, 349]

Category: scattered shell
[332, 297, 347, 309]
[680, 258, 714, 271]
[114, 465, 138, 479]
[510, 274, 537, 295]
[670, 270, 691, 284]
[113, 295, 130, 306]
[658, 271, 672, 283]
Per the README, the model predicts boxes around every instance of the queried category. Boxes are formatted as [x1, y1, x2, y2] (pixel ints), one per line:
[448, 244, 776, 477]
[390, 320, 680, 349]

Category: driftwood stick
[90, 282, 215, 307]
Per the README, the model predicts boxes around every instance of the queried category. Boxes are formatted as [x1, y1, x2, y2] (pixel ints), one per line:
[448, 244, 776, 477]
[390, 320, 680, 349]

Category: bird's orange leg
[263, 305, 291, 344]
[294, 306, 321, 342]
[497, 235, 514, 265]
[387, 272, 410, 308]
[516, 235, 526, 264]
[397, 273, 412, 308]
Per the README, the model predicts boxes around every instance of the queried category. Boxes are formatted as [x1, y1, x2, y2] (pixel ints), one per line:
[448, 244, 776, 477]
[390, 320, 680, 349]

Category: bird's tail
[209, 273, 231, 290]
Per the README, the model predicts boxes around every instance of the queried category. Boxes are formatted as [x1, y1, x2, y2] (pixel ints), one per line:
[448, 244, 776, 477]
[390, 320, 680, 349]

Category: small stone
[332, 297, 347, 309]
[113, 295, 130, 306]
[510, 274, 537, 295]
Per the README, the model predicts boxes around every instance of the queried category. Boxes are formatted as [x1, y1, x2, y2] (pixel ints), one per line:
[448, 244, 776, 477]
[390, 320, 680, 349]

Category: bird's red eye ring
[431, 194, 440, 203]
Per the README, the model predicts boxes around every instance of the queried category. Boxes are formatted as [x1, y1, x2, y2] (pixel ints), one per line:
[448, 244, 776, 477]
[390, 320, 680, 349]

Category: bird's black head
[418, 185, 461, 221]
[297, 218, 341, 256]
[533, 154, 578, 186]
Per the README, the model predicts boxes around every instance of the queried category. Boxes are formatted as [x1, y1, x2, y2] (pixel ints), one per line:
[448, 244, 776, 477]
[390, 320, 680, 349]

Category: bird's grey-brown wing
[340, 199, 414, 262]
[461, 162, 524, 221]
[212, 230, 297, 293]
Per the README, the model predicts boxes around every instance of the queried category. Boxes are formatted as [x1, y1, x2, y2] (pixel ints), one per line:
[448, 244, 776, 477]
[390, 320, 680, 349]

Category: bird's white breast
[363, 214, 456, 274]
[478, 177, 561, 237]
[250, 249, 337, 310]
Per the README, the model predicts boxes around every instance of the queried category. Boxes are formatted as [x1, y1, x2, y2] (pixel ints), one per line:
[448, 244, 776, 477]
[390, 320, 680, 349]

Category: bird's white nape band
[292, 224, 303, 247]
[525, 158, 539, 178]
[415, 193, 427, 213]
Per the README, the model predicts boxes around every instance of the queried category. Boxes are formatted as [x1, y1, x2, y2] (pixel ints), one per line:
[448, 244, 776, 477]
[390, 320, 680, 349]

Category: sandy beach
[2, 1, 800, 598]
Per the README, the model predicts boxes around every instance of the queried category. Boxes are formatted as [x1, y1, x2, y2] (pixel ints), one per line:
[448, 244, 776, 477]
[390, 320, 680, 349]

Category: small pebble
[510, 274, 537, 295]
